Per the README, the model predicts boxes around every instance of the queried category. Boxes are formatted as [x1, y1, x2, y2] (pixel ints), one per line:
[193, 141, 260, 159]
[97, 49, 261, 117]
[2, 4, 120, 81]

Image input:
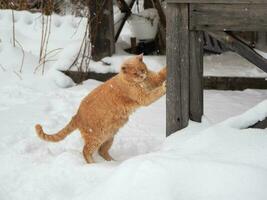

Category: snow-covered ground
[0, 10, 267, 200]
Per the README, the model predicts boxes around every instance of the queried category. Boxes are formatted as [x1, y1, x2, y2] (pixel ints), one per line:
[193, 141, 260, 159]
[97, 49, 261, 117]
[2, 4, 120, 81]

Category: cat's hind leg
[82, 132, 102, 164]
[83, 144, 95, 163]
[98, 137, 114, 161]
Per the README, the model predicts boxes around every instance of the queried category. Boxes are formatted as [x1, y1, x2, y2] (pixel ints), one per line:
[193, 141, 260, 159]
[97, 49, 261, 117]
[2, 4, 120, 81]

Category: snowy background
[0, 9, 267, 200]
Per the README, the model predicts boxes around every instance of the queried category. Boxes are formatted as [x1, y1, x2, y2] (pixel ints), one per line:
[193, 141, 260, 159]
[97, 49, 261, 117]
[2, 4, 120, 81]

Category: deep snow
[0, 9, 267, 200]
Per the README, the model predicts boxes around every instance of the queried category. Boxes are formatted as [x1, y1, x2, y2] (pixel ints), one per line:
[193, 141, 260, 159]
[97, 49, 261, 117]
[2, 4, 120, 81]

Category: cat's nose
[141, 74, 146, 79]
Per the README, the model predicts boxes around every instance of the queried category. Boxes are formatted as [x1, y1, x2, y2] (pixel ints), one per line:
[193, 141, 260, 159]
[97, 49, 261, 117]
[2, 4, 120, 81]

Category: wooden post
[88, 0, 115, 61]
[189, 31, 203, 122]
[166, 3, 189, 136]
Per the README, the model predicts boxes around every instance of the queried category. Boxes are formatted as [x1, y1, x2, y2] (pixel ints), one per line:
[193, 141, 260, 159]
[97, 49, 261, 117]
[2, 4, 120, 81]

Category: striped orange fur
[35, 54, 166, 163]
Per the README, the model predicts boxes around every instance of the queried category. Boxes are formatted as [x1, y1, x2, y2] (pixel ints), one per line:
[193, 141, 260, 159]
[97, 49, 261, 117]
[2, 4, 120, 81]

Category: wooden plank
[89, 0, 115, 61]
[249, 118, 267, 129]
[167, 0, 267, 3]
[62, 71, 116, 83]
[62, 71, 267, 90]
[166, 3, 190, 136]
[190, 4, 267, 31]
[204, 76, 267, 90]
[189, 31, 203, 122]
[207, 31, 267, 73]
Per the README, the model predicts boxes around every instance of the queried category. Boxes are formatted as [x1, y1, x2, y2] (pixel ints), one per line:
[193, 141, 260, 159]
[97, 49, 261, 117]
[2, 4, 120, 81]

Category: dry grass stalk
[13, 70, 23, 80]
[34, 48, 61, 73]
[67, 1, 109, 82]
[0, 64, 6, 72]
[15, 40, 25, 73]
[38, 0, 54, 75]
[11, 9, 16, 47]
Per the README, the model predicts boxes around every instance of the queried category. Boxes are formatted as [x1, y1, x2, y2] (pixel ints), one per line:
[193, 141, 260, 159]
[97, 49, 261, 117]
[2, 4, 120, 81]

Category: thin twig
[34, 59, 56, 74]
[15, 40, 25, 73]
[42, 15, 52, 75]
[70, 16, 85, 39]
[34, 48, 62, 74]
[0, 64, 6, 72]
[66, 0, 109, 82]
[11, 9, 16, 47]
[39, 48, 62, 60]
[13, 70, 22, 80]
[67, 26, 87, 70]
[39, 0, 45, 63]
[40, 15, 49, 63]
[39, 13, 45, 62]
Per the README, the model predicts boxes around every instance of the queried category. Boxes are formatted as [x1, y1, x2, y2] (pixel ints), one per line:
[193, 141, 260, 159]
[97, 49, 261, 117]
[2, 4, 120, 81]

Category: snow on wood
[0, 8, 267, 200]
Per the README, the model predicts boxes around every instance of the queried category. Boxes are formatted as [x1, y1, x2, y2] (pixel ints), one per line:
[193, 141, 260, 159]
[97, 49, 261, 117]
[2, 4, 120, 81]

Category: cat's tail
[35, 116, 77, 142]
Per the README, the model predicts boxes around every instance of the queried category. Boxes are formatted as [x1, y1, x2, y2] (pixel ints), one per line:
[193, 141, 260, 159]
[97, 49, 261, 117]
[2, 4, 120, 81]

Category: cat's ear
[137, 53, 144, 61]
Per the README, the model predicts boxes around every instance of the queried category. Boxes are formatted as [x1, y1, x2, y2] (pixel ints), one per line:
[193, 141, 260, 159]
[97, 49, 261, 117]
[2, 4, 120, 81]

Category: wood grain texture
[166, 3, 189, 136]
[204, 76, 267, 90]
[189, 31, 203, 122]
[190, 4, 267, 31]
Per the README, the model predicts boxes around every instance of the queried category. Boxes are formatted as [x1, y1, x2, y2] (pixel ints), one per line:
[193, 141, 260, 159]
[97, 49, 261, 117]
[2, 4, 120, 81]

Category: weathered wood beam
[62, 71, 116, 83]
[190, 4, 267, 31]
[166, 3, 189, 136]
[189, 31, 203, 122]
[249, 118, 267, 129]
[207, 31, 267, 73]
[204, 76, 267, 90]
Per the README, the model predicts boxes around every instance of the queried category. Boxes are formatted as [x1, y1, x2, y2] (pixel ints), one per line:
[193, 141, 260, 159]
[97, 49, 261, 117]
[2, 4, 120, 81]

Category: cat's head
[120, 54, 148, 83]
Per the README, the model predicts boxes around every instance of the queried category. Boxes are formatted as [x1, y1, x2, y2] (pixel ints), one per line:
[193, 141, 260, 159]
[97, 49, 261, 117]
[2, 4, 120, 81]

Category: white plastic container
[127, 8, 159, 40]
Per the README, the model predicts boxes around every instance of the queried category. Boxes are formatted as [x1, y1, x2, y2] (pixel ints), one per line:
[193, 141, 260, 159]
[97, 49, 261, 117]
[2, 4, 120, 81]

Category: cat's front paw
[162, 81, 166, 93]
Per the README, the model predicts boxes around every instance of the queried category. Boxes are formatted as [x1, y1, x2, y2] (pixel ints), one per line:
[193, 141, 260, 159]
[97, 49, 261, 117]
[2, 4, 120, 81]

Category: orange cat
[35, 54, 166, 163]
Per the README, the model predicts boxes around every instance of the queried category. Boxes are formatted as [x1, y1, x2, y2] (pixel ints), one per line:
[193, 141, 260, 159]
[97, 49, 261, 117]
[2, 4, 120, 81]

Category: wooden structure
[249, 118, 267, 129]
[89, 0, 115, 61]
[166, 0, 267, 136]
